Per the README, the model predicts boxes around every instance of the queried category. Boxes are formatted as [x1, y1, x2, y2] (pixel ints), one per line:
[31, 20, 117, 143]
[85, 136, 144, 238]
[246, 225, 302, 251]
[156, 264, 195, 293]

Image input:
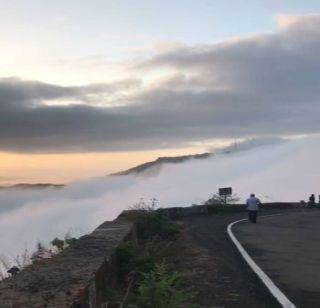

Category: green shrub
[65, 237, 77, 246]
[51, 238, 65, 251]
[115, 242, 155, 281]
[135, 212, 181, 241]
[205, 193, 240, 205]
[135, 263, 192, 308]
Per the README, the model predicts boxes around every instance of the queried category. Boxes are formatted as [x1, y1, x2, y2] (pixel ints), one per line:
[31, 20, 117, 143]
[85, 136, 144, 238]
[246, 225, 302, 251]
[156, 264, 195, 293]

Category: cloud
[1, 15, 320, 153]
[1, 135, 320, 261]
[0, 77, 140, 107]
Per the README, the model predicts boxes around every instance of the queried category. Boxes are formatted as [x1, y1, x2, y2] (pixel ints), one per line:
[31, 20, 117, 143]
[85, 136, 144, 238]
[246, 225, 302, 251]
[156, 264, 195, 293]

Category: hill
[111, 152, 212, 176]
[0, 183, 65, 190]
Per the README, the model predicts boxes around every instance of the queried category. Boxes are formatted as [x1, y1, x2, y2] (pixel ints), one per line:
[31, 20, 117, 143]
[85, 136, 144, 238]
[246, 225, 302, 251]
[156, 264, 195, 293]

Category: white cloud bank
[1, 135, 319, 260]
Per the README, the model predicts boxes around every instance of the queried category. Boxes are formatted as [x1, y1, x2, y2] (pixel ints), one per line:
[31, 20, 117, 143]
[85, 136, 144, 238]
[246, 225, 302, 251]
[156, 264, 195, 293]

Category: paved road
[181, 213, 281, 307]
[234, 210, 320, 308]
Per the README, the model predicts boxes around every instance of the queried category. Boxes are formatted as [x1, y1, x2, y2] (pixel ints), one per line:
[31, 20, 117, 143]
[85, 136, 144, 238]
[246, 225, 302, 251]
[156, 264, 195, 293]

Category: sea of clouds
[1, 135, 319, 264]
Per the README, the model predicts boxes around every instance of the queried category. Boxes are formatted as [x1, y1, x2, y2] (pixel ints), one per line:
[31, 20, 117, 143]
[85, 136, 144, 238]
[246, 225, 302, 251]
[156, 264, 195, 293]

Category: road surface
[234, 210, 320, 308]
[180, 213, 281, 307]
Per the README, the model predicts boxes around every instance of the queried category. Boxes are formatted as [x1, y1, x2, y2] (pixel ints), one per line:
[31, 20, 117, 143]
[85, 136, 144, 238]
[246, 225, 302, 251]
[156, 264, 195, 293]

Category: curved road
[181, 212, 281, 307]
[234, 211, 320, 308]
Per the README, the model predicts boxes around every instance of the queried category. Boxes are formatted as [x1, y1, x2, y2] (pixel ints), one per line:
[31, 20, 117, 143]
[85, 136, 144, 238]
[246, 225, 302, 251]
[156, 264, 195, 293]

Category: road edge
[227, 215, 297, 308]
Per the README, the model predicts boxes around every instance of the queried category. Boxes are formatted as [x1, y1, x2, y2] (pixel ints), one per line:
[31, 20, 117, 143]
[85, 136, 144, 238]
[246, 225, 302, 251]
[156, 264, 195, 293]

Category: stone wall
[158, 202, 301, 218]
[0, 218, 131, 308]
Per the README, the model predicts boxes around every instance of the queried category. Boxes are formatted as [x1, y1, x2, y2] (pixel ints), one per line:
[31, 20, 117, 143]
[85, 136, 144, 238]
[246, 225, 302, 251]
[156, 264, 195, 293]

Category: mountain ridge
[0, 183, 65, 190]
[110, 152, 212, 176]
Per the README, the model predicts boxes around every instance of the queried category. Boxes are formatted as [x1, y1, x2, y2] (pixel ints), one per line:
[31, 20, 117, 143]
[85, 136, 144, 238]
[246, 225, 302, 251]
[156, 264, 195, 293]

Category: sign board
[219, 187, 232, 196]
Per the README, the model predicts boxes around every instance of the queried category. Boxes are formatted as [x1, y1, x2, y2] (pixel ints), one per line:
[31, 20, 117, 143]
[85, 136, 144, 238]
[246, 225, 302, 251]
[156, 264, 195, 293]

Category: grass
[108, 210, 196, 307]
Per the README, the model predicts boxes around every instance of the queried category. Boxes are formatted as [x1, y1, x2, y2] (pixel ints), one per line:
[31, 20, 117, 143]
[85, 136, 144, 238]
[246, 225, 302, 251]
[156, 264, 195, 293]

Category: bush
[129, 198, 159, 211]
[65, 237, 77, 246]
[51, 238, 65, 251]
[135, 263, 192, 308]
[115, 242, 155, 281]
[205, 193, 240, 205]
[135, 212, 181, 241]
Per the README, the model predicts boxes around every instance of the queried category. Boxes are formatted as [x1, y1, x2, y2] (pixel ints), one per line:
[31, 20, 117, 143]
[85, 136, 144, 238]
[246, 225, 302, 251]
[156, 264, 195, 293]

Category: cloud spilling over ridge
[1, 135, 320, 260]
[0, 15, 320, 152]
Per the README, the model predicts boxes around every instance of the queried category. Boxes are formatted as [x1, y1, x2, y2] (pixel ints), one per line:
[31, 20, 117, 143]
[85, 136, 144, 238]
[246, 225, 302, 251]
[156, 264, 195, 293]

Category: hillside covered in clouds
[111, 152, 211, 176]
[111, 137, 286, 176]
[0, 135, 319, 261]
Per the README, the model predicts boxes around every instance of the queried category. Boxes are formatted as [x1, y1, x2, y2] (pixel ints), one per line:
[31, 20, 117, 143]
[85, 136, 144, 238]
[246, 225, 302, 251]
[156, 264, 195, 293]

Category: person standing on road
[309, 194, 316, 208]
[246, 193, 262, 223]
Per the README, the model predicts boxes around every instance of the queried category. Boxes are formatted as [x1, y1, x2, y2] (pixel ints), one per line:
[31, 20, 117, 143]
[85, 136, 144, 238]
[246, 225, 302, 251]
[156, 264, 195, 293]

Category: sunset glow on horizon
[1, 1, 320, 183]
[0, 146, 217, 184]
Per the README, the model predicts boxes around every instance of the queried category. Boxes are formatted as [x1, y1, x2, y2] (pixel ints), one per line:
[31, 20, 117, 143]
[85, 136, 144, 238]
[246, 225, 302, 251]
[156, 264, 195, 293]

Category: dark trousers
[248, 210, 258, 223]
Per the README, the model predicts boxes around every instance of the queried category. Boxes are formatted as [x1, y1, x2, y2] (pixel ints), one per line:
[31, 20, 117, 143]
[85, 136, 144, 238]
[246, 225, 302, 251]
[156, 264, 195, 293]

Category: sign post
[219, 187, 232, 204]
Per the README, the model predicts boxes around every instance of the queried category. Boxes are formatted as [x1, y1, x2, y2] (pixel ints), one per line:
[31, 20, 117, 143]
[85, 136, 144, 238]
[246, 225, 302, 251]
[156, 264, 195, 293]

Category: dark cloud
[1, 15, 320, 153]
[0, 77, 140, 108]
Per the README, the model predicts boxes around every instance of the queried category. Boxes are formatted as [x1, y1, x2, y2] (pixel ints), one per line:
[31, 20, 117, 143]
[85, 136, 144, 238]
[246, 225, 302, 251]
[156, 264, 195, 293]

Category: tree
[205, 193, 240, 205]
[51, 238, 65, 251]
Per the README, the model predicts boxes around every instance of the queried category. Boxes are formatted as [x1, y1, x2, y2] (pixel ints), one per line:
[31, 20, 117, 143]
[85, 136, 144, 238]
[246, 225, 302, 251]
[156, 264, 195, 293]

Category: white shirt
[246, 196, 261, 211]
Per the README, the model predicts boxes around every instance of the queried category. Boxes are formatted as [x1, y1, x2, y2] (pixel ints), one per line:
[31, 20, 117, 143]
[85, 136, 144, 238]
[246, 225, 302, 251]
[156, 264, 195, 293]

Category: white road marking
[227, 214, 297, 308]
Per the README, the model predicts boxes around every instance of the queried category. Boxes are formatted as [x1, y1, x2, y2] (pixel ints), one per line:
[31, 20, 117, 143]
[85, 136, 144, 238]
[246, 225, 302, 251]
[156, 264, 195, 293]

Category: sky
[1, 1, 320, 183]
